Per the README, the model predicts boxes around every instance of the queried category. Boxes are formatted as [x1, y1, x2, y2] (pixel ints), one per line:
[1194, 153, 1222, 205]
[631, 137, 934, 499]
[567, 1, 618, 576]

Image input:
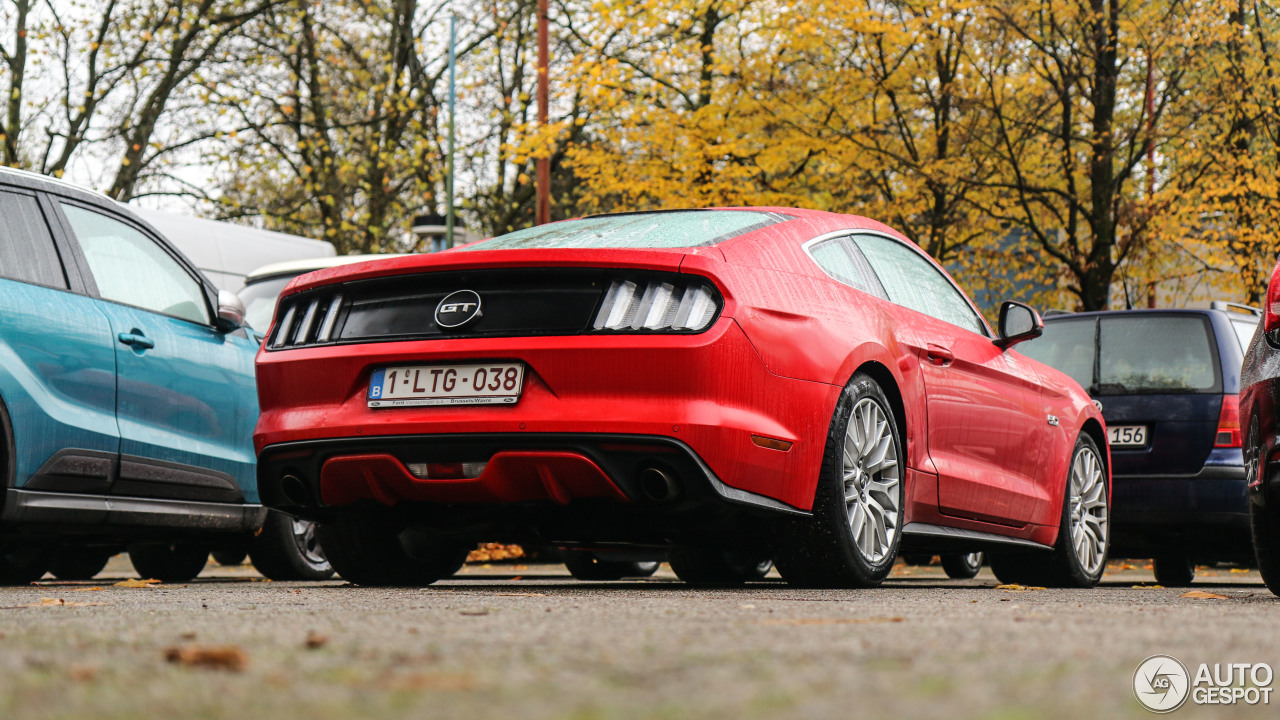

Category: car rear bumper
[257, 433, 809, 548]
[1109, 464, 1251, 559]
[0, 489, 266, 536]
[254, 320, 838, 511]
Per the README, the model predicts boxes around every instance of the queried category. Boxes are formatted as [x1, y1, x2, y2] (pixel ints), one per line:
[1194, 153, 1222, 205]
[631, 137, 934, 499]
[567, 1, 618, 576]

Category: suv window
[61, 204, 210, 325]
[808, 237, 884, 297]
[853, 233, 986, 335]
[1019, 318, 1095, 390]
[0, 191, 68, 289]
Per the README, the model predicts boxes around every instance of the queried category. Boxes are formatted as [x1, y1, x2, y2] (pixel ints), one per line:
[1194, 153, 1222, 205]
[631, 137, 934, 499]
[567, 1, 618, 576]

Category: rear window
[1021, 314, 1221, 395]
[461, 210, 788, 251]
[1098, 316, 1218, 393]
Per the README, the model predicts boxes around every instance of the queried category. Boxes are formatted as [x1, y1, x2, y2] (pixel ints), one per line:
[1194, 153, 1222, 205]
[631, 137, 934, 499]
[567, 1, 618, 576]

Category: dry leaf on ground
[23, 598, 105, 607]
[379, 672, 477, 692]
[994, 584, 1046, 591]
[1181, 590, 1230, 600]
[164, 644, 249, 671]
[114, 578, 161, 588]
[305, 631, 328, 649]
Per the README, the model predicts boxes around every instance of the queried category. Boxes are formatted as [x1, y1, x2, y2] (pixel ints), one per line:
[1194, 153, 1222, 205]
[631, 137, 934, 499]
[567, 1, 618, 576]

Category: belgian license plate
[367, 363, 524, 408]
[1108, 425, 1147, 447]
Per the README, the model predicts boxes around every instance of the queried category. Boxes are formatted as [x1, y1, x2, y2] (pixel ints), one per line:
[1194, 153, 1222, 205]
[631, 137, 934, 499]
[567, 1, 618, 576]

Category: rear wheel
[900, 554, 934, 566]
[128, 542, 209, 582]
[0, 547, 48, 585]
[249, 511, 334, 581]
[562, 550, 660, 580]
[316, 512, 470, 587]
[48, 548, 112, 580]
[667, 549, 772, 586]
[1245, 417, 1280, 596]
[1153, 555, 1196, 586]
[941, 552, 983, 580]
[774, 373, 904, 588]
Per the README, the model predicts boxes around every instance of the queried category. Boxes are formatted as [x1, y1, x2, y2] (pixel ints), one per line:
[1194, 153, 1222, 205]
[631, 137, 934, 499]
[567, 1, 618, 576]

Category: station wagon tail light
[1266, 260, 1280, 334]
[1215, 394, 1241, 448]
[592, 278, 721, 332]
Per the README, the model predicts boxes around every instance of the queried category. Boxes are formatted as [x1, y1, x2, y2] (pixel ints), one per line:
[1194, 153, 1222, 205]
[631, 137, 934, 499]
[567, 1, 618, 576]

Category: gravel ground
[0, 557, 1276, 720]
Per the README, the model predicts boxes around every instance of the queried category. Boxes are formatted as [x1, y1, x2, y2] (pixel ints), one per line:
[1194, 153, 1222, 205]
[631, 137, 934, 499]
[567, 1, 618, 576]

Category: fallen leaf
[1181, 590, 1230, 600]
[994, 584, 1046, 591]
[115, 578, 161, 588]
[507, 576, 523, 582]
[70, 587, 104, 592]
[305, 631, 328, 649]
[179, 631, 197, 640]
[1133, 584, 1165, 589]
[493, 593, 545, 597]
[24, 598, 105, 607]
[757, 617, 905, 626]
[164, 644, 249, 672]
[69, 665, 98, 682]
[379, 672, 476, 692]
[1230, 568, 1249, 574]
[459, 610, 489, 616]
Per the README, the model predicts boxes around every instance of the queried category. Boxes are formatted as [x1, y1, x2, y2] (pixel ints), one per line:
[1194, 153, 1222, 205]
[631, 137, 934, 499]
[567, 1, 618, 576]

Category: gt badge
[435, 289, 483, 328]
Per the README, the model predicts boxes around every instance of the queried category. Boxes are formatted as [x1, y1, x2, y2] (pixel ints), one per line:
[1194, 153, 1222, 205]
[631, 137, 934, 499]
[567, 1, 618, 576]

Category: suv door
[853, 233, 1054, 526]
[54, 201, 259, 504]
[0, 189, 118, 493]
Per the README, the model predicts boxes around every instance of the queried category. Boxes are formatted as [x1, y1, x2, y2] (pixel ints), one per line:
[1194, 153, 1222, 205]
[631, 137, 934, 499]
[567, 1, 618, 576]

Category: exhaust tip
[637, 466, 680, 502]
[280, 473, 310, 506]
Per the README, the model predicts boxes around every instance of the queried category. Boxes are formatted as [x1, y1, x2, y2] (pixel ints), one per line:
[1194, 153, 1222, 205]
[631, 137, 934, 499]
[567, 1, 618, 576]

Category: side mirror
[215, 289, 247, 331]
[995, 301, 1043, 349]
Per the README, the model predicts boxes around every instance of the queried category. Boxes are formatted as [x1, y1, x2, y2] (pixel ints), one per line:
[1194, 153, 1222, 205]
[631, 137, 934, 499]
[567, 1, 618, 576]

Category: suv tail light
[1266, 260, 1280, 334]
[1215, 394, 1241, 448]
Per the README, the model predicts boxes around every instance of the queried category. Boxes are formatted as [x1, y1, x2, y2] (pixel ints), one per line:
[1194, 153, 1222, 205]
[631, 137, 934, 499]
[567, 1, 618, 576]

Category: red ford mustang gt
[253, 208, 1110, 588]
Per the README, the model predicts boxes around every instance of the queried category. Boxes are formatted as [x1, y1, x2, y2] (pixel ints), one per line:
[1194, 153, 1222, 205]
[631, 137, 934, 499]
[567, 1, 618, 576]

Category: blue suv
[0, 168, 266, 582]
[1020, 304, 1256, 585]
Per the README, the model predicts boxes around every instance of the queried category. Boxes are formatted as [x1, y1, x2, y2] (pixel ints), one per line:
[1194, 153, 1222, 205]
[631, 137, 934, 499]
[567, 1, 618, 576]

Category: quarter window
[853, 234, 986, 335]
[808, 237, 884, 297]
[61, 204, 210, 325]
[0, 191, 68, 289]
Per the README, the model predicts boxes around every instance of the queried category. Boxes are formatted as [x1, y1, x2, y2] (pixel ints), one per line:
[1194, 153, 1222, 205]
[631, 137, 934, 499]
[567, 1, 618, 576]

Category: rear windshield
[1020, 314, 1221, 395]
[460, 210, 788, 251]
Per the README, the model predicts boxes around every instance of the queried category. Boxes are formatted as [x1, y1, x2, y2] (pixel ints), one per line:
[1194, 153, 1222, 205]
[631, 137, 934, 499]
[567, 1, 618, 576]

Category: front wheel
[315, 512, 470, 587]
[774, 372, 905, 588]
[667, 549, 772, 586]
[1153, 555, 1195, 586]
[128, 542, 209, 582]
[562, 551, 660, 580]
[48, 548, 113, 581]
[249, 511, 334, 581]
[941, 552, 983, 580]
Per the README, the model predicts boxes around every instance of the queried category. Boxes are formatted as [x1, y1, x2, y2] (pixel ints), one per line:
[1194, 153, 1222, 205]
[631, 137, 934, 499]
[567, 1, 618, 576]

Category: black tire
[315, 512, 470, 587]
[0, 547, 48, 585]
[127, 542, 209, 582]
[562, 550, 660, 580]
[988, 552, 1051, 586]
[48, 548, 112, 580]
[211, 549, 249, 566]
[248, 511, 334, 581]
[774, 372, 905, 588]
[1245, 416, 1280, 596]
[900, 554, 935, 566]
[667, 549, 772, 586]
[1153, 555, 1196, 586]
[941, 552, 984, 580]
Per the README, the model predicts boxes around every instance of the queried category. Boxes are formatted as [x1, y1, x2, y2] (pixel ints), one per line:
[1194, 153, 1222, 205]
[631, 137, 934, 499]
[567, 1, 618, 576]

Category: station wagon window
[852, 233, 986, 335]
[0, 191, 68, 289]
[808, 237, 884, 297]
[1098, 315, 1217, 394]
[61, 204, 210, 325]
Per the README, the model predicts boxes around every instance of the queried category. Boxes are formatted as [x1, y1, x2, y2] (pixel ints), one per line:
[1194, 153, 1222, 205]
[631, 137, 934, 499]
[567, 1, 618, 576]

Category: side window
[60, 204, 210, 325]
[808, 237, 885, 298]
[0, 191, 68, 289]
[853, 234, 986, 336]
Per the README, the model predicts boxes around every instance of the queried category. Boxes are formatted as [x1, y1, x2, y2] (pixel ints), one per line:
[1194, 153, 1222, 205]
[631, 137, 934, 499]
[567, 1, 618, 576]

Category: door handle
[117, 332, 155, 350]
[926, 343, 954, 367]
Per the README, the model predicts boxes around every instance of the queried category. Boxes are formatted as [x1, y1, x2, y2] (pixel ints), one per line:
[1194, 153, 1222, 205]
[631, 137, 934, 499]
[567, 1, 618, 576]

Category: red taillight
[1216, 394, 1241, 448]
[1265, 260, 1280, 333]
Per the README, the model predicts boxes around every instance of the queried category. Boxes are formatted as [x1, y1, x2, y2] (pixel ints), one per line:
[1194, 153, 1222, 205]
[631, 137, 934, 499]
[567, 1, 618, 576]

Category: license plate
[1107, 425, 1147, 447]
[367, 363, 524, 407]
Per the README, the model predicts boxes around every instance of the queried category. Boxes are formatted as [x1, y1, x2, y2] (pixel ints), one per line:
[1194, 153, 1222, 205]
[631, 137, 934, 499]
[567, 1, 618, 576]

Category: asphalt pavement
[0, 558, 1276, 720]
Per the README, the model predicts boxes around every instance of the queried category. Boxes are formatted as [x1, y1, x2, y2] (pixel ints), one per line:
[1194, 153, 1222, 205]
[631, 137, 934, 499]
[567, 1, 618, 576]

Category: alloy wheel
[1068, 444, 1108, 576]
[291, 518, 329, 568]
[842, 397, 901, 563]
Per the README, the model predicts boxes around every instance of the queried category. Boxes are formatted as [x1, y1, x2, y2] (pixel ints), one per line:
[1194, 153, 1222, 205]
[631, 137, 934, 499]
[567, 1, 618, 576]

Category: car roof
[245, 254, 409, 284]
[1043, 307, 1260, 321]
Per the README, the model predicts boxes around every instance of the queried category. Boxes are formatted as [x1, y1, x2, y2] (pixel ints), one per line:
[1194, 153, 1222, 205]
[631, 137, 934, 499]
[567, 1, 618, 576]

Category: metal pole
[446, 14, 457, 248]
[536, 0, 550, 225]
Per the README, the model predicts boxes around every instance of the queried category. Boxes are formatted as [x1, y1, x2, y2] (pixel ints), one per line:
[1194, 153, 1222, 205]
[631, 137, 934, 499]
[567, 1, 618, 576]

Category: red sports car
[253, 208, 1110, 588]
